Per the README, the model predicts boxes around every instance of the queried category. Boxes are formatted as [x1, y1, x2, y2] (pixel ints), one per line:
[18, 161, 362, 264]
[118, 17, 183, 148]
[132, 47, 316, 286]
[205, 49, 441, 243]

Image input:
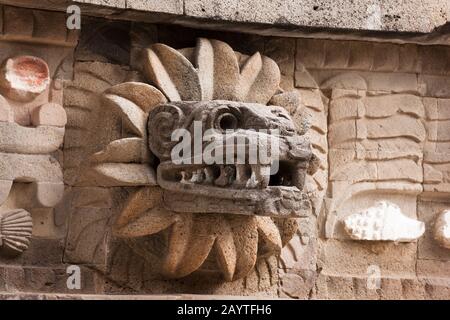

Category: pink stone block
[31, 102, 67, 127]
[0, 95, 13, 122]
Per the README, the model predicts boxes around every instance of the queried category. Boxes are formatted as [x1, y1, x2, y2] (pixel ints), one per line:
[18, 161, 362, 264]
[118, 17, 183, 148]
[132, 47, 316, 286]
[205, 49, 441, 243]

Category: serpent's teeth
[190, 169, 204, 183]
[215, 165, 235, 187]
[233, 165, 248, 188]
[245, 173, 258, 189]
[236, 165, 247, 182]
[292, 165, 305, 189]
[259, 165, 271, 188]
[246, 165, 270, 189]
[180, 171, 188, 183]
[180, 164, 271, 188]
[203, 167, 215, 183]
[246, 171, 258, 189]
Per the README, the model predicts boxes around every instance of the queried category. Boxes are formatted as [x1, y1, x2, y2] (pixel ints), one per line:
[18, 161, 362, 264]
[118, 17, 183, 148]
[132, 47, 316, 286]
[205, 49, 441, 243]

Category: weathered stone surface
[313, 273, 450, 300]
[183, 0, 449, 33]
[0, 122, 64, 154]
[279, 269, 316, 299]
[126, 0, 183, 14]
[31, 103, 67, 127]
[64, 206, 111, 266]
[417, 260, 450, 279]
[0, 265, 98, 294]
[296, 38, 450, 75]
[318, 239, 418, 277]
[105, 82, 167, 113]
[279, 215, 318, 299]
[144, 38, 280, 104]
[423, 98, 450, 195]
[0, 292, 273, 299]
[3, 0, 449, 46]
[75, 0, 183, 14]
[264, 38, 296, 90]
[434, 210, 450, 250]
[91, 138, 152, 164]
[314, 70, 419, 93]
[0, 154, 63, 183]
[63, 61, 138, 185]
[0, 5, 77, 46]
[88, 163, 157, 187]
[419, 75, 450, 98]
[0, 95, 13, 122]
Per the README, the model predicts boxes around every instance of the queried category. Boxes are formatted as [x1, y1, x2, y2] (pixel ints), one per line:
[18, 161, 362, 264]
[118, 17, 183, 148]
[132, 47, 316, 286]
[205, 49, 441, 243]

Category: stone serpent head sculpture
[90, 38, 317, 281]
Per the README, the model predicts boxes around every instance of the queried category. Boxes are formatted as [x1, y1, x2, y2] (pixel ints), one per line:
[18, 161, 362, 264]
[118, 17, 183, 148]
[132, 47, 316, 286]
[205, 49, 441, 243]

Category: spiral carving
[148, 104, 186, 160]
[206, 104, 242, 131]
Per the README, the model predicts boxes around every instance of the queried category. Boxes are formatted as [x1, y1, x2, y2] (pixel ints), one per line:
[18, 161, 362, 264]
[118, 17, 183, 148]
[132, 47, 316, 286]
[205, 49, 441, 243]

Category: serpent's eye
[271, 109, 290, 120]
[216, 112, 239, 130]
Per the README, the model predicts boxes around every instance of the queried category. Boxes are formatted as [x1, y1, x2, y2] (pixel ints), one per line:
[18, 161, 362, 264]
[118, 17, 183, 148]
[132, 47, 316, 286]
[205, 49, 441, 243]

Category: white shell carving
[0, 209, 33, 254]
[434, 210, 450, 249]
[343, 201, 425, 242]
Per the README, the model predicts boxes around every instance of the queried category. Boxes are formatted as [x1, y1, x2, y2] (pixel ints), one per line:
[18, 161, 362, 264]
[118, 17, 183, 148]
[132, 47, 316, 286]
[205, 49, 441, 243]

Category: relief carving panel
[0, 6, 76, 257]
[325, 87, 426, 240]
[0, 10, 448, 298]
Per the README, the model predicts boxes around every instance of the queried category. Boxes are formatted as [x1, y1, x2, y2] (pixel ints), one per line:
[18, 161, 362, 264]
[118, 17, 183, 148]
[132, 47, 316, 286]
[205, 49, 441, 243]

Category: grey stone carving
[89, 38, 316, 281]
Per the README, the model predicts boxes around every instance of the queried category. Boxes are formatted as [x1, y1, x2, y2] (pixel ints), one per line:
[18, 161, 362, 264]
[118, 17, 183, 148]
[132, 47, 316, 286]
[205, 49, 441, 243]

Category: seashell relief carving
[83, 38, 317, 281]
[434, 210, 450, 249]
[0, 209, 33, 255]
[0, 55, 66, 255]
[343, 201, 425, 242]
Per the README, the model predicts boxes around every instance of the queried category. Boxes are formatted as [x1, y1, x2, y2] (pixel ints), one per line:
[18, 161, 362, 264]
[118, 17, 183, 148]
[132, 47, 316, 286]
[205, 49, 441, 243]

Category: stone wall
[1, 0, 449, 44]
[3, 0, 449, 33]
[0, 4, 448, 299]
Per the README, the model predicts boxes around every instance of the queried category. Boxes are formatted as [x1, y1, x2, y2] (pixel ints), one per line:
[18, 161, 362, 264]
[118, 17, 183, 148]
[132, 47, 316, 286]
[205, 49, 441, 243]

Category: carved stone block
[0, 7, 76, 257]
